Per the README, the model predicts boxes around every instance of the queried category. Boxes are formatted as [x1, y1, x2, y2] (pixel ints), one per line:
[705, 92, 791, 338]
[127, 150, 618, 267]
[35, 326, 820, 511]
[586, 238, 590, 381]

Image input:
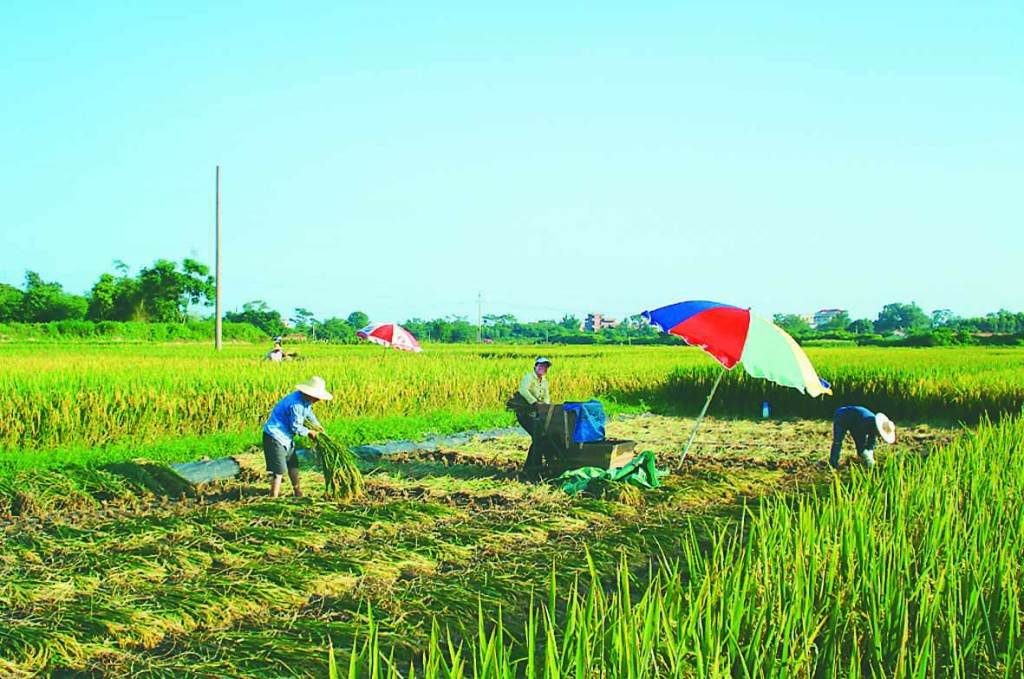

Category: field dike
[0, 413, 968, 677]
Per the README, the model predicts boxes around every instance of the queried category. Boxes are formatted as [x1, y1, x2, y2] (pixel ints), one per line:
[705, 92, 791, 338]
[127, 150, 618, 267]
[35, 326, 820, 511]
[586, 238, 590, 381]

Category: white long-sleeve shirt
[518, 371, 550, 405]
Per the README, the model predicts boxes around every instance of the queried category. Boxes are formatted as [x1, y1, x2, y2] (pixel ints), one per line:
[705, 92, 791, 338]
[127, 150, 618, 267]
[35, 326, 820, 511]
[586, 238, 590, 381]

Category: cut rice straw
[310, 426, 363, 502]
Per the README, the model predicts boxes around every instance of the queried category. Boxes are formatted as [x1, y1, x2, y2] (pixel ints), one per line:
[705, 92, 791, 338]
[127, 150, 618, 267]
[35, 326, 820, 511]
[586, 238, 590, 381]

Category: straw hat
[296, 376, 333, 401]
[534, 356, 552, 366]
[875, 413, 896, 444]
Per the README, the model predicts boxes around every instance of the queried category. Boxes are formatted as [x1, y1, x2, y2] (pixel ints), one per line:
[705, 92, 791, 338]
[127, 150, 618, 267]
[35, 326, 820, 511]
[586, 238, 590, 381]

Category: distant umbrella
[642, 300, 831, 465]
[356, 323, 423, 353]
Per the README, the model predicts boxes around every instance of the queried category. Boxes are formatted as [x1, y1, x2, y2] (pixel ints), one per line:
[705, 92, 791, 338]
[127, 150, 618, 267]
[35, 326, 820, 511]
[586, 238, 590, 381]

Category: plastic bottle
[761, 401, 771, 418]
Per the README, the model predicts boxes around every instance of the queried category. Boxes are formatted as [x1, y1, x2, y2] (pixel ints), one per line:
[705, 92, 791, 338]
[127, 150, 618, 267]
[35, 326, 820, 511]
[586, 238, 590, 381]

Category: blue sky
[2, 1, 1021, 325]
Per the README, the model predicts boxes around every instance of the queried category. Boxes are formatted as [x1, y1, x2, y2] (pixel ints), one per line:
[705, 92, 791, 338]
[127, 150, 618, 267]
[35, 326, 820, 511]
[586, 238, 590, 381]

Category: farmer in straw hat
[262, 376, 332, 497]
[265, 341, 286, 362]
[829, 406, 896, 470]
[506, 357, 553, 474]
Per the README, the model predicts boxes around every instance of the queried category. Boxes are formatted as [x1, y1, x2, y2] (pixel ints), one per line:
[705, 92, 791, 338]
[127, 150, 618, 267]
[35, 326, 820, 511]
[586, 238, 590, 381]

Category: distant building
[813, 309, 846, 329]
[583, 313, 618, 332]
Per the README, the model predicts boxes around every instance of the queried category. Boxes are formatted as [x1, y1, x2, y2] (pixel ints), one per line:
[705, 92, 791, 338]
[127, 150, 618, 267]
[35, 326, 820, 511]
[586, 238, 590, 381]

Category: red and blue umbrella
[642, 300, 831, 463]
[357, 323, 423, 353]
[643, 300, 831, 396]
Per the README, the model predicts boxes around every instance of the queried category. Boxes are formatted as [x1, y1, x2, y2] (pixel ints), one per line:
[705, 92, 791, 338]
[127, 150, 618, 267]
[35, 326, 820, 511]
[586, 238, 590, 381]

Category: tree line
[773, 302, 1024, 345]
[1, 262, 1021, 344]
[0, 260, 213, 324]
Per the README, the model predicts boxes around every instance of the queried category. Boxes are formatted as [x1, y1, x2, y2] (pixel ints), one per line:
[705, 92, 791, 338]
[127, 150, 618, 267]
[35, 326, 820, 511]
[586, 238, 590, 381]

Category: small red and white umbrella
[357, 323, 423, 352]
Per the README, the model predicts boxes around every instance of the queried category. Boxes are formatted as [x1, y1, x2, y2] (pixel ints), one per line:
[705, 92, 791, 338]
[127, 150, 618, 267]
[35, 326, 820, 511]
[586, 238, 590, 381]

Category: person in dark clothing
[829, 406, 896, 469]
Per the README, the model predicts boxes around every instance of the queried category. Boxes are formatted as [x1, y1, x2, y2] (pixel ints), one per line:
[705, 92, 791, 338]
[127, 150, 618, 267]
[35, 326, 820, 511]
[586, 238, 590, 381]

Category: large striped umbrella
[357, 323, 423, 353]
[642, 300, 831, 463]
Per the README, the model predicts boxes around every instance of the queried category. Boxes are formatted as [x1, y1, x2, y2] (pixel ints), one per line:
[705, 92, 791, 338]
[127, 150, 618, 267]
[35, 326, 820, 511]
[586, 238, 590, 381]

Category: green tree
[291, 308, 316, 330]
[346, 311, 370, 329]
[559, 314, 581, 331]
[93, 261, 146, 321]
[20, 271, 87, 322]
[931, 309, 957, 328]
[111, 276, 144, 320]
[985, 309, 1024, 334]
[623, 314, 657, 336]
[819, 310, 851, 332]
[772, 314, 812, 335]
[447, 317, 477, 343]
[874, 302, 930, 334]
[317, 317, 357, 343]
[847, 318, 874, 334]
[86, 273, 117, 321]
[533, 319, 562, 343]
[0, 283, 23, 322]
[138, 258, 215, 322]
[224, 300, 286, 337]
[401, 318, 430, 341]
[483, 313, 517, 341]
[423, 316, 476, 343]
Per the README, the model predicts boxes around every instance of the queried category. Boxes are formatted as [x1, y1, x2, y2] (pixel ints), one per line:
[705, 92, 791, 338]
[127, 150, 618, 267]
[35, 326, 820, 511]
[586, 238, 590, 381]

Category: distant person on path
[829, 406, 896, 469]
[262, 376, 332, 497]
[506, 357, 553, 474]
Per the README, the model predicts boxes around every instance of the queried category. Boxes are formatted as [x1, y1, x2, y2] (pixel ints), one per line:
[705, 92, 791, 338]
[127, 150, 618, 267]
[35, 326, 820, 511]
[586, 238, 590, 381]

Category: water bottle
[761, 401, 771, 418]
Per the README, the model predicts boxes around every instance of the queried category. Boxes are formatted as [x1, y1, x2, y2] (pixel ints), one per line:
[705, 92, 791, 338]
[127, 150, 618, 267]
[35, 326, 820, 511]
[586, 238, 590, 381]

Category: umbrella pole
[679, 367, 726, 468]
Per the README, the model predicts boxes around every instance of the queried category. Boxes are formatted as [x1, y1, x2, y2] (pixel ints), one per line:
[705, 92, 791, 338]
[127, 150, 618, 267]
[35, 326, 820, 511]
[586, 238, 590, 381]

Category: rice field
[1, 343, 1022, 460]
[1, 342, 1022, 677]
[343, 414, 1024, 678]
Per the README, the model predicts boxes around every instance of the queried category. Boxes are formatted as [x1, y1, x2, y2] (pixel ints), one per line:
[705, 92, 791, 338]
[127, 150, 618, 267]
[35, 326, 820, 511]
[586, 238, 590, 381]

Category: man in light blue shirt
[263, 376, 332, 497]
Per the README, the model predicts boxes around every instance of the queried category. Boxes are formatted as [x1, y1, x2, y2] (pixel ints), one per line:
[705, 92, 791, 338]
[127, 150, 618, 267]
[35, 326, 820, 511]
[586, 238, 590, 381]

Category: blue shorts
[262, 431, 298, 475]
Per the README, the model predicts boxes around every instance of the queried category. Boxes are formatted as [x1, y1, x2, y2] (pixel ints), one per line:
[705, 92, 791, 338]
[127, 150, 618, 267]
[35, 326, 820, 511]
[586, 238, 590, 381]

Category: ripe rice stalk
[314, 429, 364, 502]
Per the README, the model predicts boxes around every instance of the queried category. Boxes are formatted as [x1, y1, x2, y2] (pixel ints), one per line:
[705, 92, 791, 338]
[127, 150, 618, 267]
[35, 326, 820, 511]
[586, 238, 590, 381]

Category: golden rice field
[1, 342, 1023, 460]
[1, 342, 1023, 677]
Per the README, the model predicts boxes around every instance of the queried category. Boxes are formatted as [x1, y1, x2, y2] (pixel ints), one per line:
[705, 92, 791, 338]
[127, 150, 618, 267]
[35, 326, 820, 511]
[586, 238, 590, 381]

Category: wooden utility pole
[214, 166, 222, 350]
[476, 291, 482, 343]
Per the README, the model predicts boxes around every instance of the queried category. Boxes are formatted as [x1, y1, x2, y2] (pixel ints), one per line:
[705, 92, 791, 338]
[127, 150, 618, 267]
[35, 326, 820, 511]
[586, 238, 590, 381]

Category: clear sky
[2, 1, 1021, 325]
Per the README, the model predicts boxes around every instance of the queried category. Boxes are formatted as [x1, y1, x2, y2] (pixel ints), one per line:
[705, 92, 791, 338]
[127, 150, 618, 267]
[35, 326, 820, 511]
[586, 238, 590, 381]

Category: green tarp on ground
[554, 450, 667, 495]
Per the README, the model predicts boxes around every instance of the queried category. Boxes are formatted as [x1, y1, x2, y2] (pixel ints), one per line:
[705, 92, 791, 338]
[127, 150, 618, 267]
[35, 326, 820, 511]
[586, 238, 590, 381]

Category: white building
[582, 313, 618, 332]
[813, 309, 846, 329]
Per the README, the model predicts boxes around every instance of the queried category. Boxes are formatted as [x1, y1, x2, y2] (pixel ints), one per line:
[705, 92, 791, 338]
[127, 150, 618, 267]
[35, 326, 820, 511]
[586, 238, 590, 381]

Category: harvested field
[0, 414, 966, 677]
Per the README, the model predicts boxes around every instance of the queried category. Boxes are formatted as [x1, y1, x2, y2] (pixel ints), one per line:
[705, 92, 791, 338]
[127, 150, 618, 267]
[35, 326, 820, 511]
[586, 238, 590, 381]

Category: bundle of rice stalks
[315, 431, 364, 502]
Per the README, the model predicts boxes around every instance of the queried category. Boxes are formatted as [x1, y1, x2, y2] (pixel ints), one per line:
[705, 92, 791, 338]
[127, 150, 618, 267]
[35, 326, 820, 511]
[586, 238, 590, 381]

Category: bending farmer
[506, 357, 553, 472]
[265, 341, 286, 362]
[262, 376, 333, 497]
[829, 406, 896, 469]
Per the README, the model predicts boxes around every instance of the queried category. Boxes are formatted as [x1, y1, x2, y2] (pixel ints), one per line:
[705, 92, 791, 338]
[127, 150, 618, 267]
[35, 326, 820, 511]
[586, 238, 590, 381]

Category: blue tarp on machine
[562, 400, 606, 443]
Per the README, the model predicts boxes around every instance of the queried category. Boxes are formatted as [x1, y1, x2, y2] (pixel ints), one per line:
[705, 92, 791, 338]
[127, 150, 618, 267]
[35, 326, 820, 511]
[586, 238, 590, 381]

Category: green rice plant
[333, 413, 1024, 678]
[0, 343, 682, 460]
[3, 343, 1023, 469]
[659, 346, 1024, 423]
